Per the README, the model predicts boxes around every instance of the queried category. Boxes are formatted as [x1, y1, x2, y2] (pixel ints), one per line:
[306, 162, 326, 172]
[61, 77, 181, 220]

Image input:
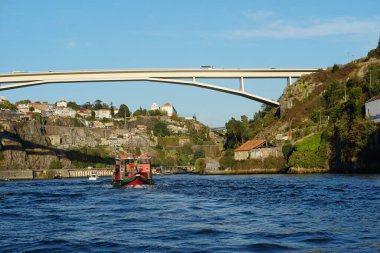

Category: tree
[67, 101, 80, 110]
[153, 122, 170, 137]
[224, 117, 248, 149]
[94, 99, 102, 110]
[82, 102, 93, 109]
[190, 149, 205, 165]
[110, 102, 114, 117]
[133, 106, 147, 116]
[282, 141, 294, 162]
[117, 104, 130, 118]
[16, 99, 31, 104]
[194, 158, 206, 174]
[29, 106, 35, 112]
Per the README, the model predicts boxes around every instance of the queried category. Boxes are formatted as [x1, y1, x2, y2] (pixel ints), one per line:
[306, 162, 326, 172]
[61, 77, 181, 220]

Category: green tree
[29, 106, 35, 112]
[16, 99, 31, 104]
[94, 100, 102, 110]
[153, 122, 170, 137]
[194, 158, 206, 174]
[0, 100, 17, 110]
[191, 149, 205, 165]
[49, 160, 62, 170]
[133, 106, 147, 116]
[224, 117, 248, 149]
[117, 104, 130, 118]
[82, 102, 93, 109]
[282, 141, 294, 162]
[67, 101, 80, 110]
[110, 102, 115, 117]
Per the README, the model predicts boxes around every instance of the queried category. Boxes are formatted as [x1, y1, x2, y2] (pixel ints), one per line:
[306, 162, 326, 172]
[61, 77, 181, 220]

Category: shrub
[288, 133, 328, 168]
[219, 155, 237, 170]
[194, 158, 206, 174]
[332, 64, 340, 73]
[49, 160, 63, 170]
[153, 122, 170, 137]
[282, 141, 294, 162]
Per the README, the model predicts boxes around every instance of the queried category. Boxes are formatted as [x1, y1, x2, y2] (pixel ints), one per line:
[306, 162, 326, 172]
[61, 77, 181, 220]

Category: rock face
[0, 119, 159, 170]
[0, 121, 71, 170]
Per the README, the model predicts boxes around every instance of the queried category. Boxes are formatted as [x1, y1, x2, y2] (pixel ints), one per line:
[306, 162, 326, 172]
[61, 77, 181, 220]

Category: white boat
[89, 173, 99, 181]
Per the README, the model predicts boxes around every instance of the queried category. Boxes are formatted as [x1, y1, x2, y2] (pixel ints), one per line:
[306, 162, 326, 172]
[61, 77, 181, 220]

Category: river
[1, 174, 380, 252]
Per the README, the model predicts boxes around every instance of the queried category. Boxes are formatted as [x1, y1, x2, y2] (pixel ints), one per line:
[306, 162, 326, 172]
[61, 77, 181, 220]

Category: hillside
[0, 114, 219, 173]
[222, 41, 380, 173]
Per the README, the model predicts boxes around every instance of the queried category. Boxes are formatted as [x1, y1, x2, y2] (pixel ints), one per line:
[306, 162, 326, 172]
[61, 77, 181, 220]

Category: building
[56, 100, 67, 108]
[54, 107, 76, 118]
[365, 96, 380, 123]
[95, 109, 112, 119]
[77, 109, 92, 118]
[161, 103, 177, 117]
[234, 139, 278, 160]
[150, 102, 160, 111]
[16, 103, 30, 113]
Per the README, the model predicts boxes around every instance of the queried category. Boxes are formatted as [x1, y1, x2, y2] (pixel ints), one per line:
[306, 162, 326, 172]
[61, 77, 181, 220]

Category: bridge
[0, 68, 319, 106]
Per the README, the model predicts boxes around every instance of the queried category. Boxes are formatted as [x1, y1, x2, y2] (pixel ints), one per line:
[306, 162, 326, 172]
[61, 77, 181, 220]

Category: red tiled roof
[367, 96, 380, 103]
[234, 139, 266, 152]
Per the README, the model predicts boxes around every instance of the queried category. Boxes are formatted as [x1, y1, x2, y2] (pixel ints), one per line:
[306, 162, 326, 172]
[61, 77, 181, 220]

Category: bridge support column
[287, 76, 293, 86]
[192, 77, 196, 82]
[240, 77, 245, 92]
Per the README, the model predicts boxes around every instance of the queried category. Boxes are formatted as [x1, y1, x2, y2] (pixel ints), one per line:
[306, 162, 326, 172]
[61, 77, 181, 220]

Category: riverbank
[0, 168, 113, 180]
[204, 167, 283, 175]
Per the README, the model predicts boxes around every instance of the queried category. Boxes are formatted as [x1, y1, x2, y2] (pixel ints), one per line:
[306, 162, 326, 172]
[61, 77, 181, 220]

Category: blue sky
[0, 0, 379, 126]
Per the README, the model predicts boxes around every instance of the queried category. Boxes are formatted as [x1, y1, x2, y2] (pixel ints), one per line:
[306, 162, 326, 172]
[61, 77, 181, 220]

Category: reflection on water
[1, 174, 380, 252]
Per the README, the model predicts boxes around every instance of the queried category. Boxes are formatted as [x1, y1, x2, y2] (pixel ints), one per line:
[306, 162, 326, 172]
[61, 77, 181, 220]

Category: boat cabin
[113, 154, 152, 181]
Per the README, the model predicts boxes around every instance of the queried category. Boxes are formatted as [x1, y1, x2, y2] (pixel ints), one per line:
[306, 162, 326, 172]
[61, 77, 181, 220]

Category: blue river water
[1, 174, 380, 252]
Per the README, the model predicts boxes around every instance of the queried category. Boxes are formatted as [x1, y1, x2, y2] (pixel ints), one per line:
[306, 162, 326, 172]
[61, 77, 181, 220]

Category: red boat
[112, 154, 154, 187]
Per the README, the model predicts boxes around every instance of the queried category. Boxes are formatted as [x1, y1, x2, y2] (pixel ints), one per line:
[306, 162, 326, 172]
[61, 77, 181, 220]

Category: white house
[54, 107, 76, 118]
[56, 100, 67, 108]
[151, 102, 160, 111]
[95, 109, 112, 119]
[365, 96, 380, 123]
[16, 103, 30, 113]
[161, 103, 177, 117]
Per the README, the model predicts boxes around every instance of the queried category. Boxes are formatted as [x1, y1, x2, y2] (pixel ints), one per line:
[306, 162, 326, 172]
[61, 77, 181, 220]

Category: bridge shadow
[0, 131, 114, 166]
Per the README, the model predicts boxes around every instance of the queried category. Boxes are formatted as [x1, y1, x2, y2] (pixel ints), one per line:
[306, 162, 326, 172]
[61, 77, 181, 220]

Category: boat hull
[112, 175, 153, 187]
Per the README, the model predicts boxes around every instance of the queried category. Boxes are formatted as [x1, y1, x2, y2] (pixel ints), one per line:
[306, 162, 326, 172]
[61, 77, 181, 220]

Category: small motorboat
[54, 173, 63, 179]
[89, 173, 99, 181]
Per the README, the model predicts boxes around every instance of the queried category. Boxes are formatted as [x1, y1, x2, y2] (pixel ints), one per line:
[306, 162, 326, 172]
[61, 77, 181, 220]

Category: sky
[0, 0, 379, 127]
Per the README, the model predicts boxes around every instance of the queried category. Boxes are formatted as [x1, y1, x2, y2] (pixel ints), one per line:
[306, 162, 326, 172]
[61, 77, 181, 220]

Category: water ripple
[0, 174, 379, 252]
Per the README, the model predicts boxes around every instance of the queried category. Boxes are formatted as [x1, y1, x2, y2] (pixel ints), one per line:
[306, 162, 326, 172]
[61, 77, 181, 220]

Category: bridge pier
[287, 76, 293, 86]
[240, 77, 245, 92]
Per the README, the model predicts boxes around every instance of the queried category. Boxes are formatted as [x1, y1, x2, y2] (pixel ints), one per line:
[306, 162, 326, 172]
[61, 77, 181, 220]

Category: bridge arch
[0, 68, 319, 106]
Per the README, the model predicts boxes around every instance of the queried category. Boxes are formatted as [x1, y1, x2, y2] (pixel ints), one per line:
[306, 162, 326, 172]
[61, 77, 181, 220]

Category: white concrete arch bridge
[0, 68, 318, 106]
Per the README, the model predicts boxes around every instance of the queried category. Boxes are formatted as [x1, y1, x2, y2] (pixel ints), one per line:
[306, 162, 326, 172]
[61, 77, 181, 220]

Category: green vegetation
[220, 40, 380, 172]
[117, 104, 131, 117]
[281, 140, 294, 162]
[194, 158, 206, 174]
[49, 160, 63, 170]
[154, 122, 170, 137]
[288, 133, 328, 168]
[0, 100, 17, 110]
[66, 146, 114, 168]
